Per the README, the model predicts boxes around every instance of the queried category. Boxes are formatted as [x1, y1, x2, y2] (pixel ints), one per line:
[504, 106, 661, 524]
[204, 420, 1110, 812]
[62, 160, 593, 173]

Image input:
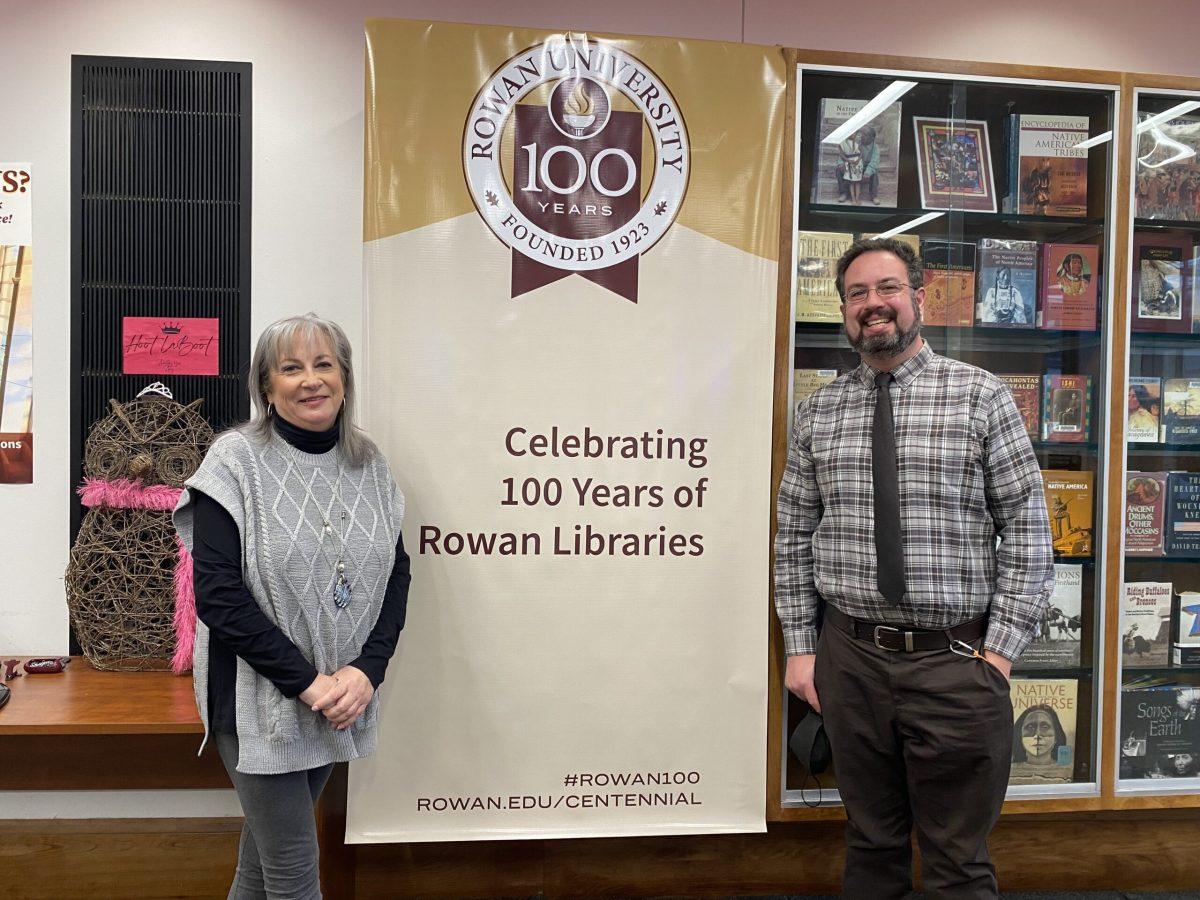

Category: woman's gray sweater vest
[174, 430, 403, 775]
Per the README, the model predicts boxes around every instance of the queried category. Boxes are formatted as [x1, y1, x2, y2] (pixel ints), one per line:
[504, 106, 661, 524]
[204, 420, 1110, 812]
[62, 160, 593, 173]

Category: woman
[174, 313, 410, 899]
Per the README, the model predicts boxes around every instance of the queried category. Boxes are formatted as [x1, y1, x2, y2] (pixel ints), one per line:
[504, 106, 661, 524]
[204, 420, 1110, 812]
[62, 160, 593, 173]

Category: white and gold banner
[348, 19, 783, 842]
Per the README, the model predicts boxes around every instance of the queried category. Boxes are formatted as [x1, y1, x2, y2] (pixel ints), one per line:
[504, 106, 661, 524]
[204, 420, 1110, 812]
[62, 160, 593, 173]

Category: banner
[0, 164, 33, 484]
[349, 19, 783, 842]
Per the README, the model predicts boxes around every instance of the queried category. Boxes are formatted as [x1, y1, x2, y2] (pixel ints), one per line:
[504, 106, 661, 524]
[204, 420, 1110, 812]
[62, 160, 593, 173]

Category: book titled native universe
[999, 374, 1041, 440]
[1039, 243, 1099, 330]
[1006, 114, 1089, 217]
[1015, 564, 1083, 671]
[1126, 471, 1168, 557]
[1120, 683, 1200, 779]
[975, 238, 1038, 327]
[1042, 469, 1093, 557]
[1009, 678, 1078, 785]
[1121, 582, 1172, 667]
[795, 230, 855, 323]
[1041, 374, 1091, 443]
[920, 239, 976, 327]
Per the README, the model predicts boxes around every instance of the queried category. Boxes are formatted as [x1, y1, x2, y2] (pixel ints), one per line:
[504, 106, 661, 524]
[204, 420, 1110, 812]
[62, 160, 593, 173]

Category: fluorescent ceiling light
[875, 212, 943, 239]
[822, 81, 919, 146]
[1135, 101, 1200, 134]
[1073, 130, 1112, 150]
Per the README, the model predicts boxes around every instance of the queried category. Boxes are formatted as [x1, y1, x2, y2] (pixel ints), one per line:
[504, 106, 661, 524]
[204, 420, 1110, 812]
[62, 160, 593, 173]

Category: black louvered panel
[71, 57, 252, 544]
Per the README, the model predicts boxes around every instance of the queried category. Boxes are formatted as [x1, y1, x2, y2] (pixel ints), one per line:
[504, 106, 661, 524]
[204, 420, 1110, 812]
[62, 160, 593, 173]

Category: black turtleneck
[191, 415, 411, 734]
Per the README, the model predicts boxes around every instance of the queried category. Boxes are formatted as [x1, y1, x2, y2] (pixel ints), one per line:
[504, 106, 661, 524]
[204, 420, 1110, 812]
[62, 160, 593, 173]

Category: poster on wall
[348, 20, 783, 842]
[0, 163, 33, 484]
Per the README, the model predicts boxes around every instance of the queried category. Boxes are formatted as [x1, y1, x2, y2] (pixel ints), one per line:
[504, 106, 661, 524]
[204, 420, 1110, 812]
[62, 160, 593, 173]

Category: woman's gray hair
[239, 313, 377, 467]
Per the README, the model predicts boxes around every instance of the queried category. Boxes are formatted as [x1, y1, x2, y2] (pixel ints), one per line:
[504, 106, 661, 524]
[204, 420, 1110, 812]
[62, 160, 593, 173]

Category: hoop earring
[267, 402, 274, 418]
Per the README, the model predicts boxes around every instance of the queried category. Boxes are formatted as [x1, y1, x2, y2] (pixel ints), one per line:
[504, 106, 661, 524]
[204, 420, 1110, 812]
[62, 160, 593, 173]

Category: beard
[846, 296, 922, 358]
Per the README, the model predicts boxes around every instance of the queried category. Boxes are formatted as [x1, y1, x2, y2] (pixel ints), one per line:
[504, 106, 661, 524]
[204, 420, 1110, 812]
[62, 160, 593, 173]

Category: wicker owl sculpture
[65, 384, 213, 672]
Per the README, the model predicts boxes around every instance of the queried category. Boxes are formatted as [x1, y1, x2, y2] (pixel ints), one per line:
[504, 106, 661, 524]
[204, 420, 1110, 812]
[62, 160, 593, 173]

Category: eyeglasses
[843, 280, 913, 305]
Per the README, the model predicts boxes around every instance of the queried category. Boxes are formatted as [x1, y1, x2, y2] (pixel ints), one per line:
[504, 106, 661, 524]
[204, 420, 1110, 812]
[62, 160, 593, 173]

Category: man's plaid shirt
[774, 343, 1054, 661]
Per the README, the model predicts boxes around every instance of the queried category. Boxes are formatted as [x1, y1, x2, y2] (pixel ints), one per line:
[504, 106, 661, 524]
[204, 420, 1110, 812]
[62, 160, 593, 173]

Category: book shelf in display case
[1117, 87, 1200, 797]
[778, 62, 1118, 813]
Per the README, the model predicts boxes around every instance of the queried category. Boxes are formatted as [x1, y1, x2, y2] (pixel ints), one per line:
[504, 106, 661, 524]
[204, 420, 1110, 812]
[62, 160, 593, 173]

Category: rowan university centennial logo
[463, 35, 690, 302]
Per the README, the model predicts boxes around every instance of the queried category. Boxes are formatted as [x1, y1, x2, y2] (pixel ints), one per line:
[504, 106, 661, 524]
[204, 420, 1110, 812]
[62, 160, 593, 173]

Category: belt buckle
[873, 624, 909, 652]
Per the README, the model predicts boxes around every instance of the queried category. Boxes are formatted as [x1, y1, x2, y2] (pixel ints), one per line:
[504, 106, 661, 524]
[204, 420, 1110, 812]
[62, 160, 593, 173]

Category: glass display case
[782, 63, 1119, 808]
[1117, 88, 1200, 795]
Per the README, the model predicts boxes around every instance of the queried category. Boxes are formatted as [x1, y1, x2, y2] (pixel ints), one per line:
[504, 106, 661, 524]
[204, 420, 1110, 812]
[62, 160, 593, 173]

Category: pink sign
[122, 317, 219, 376]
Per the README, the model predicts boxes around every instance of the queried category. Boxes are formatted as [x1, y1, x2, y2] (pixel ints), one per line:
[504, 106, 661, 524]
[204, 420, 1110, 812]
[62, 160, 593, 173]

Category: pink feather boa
[77, 477, 196, 674]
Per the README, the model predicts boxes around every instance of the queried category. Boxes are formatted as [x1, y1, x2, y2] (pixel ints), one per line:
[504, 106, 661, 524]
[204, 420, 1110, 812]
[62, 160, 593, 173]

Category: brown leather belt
[823, 604, 987, 653]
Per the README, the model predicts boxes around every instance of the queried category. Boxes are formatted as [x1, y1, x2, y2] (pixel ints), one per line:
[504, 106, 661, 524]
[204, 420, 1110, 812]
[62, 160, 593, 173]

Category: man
[774, 238, 1053, 898]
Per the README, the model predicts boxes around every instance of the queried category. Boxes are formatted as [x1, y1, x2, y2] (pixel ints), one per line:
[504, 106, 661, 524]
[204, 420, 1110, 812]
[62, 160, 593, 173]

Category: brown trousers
[814, 616, 1013, 899]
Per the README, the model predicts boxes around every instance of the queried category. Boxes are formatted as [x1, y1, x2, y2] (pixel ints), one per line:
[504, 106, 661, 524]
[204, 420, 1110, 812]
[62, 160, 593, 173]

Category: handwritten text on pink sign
[122, 317, 219, 376]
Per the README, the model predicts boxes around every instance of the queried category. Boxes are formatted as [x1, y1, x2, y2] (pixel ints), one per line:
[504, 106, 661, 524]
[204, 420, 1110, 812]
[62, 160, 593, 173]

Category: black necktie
[873, 371, 905, 605]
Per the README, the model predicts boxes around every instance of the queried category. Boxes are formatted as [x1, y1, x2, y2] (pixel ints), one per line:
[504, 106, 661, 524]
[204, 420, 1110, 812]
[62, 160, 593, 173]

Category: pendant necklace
[286, 444, 353, 609]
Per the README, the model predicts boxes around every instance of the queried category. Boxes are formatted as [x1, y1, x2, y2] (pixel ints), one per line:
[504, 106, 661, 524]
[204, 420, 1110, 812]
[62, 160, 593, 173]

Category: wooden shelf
[0, 656, 203, 736]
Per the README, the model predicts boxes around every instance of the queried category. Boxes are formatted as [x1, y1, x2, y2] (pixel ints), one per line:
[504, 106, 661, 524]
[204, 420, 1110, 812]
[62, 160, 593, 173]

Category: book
[975, 238, 1038, 327]
[1007, 114, 1089, 217]
[793, 369, 838, 407]
[1135, 110, 1200, 221]
[1041, 375, 1091, 443]
[1173, 591, 1200, 666]
[1126, 471, 1168, 557]
[1162, 378, 1200, 443]
[920, 239, 976, 327]
[1133, 232, 1193, 333]
[1119, 684, 1200, 779]
[1127, 376, 1162, 443]
[1015, 565, 1083, 670]
[999, 374, 1041, 440]
[1009, 678, 1078, 785]
[1042, 469, 1093, 556]
[912, 117, 997, 213]
[1121, 582, 1173, 667]
[1039, 243, 1099, 330]
[795, 230, 855, 323]
[1166, 471, 1200, 556]
[810, 98, 902, 208]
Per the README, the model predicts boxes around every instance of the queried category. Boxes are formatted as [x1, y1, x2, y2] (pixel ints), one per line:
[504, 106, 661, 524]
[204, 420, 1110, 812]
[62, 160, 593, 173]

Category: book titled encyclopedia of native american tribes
[1005, 114, 1089, 217]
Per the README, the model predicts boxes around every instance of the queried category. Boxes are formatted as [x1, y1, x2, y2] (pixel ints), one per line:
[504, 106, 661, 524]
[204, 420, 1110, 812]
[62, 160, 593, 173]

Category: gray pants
[215, 732, 334, 900]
